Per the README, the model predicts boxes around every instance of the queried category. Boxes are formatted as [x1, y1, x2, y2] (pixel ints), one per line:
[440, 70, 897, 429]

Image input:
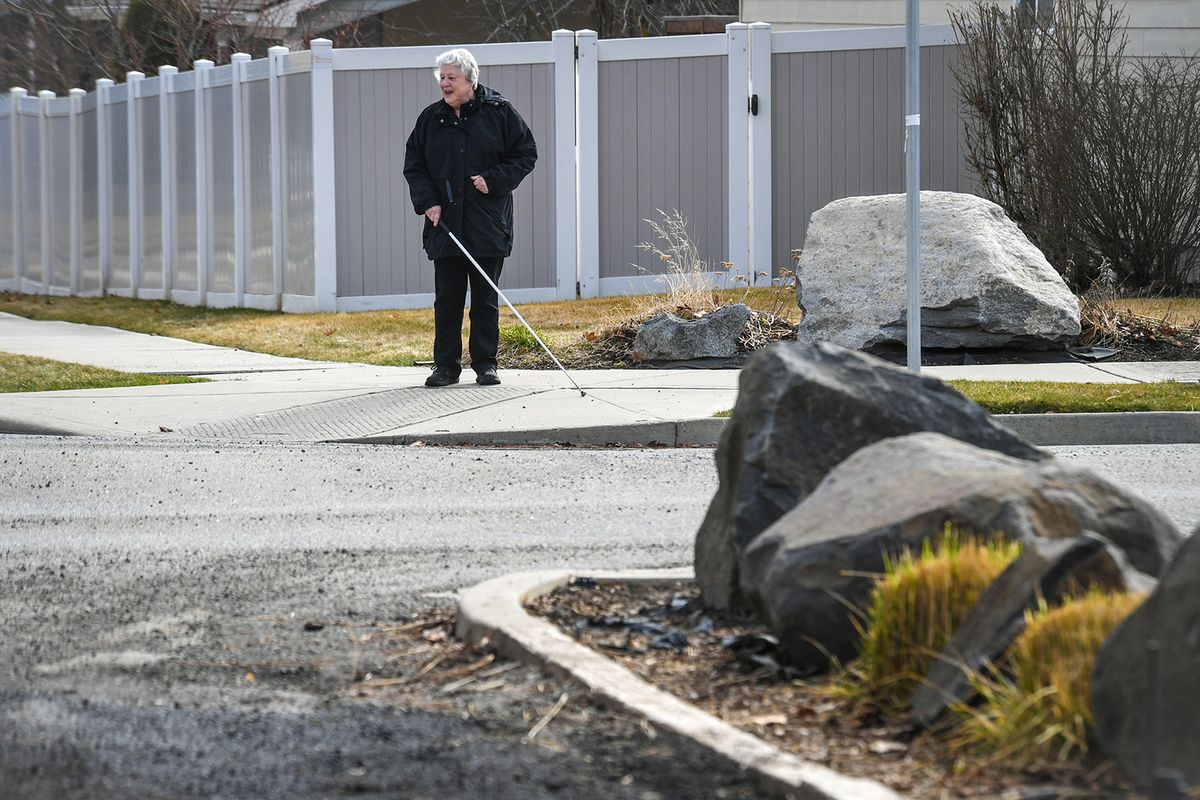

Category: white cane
[441, 224, 586, 397]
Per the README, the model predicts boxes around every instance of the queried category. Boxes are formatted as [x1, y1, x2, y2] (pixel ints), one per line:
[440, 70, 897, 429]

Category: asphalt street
[1, 438, 1197, 798]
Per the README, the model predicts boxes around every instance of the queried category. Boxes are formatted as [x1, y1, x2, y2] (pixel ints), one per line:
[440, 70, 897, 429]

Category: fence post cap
[159, 65, 179, 74]
[10, 87, 27, 96]
[37, 89, 55, 99]
[95, 78, 114, 88]
[69, 88, 86, 97]
[231, 52, 252, 62]
[126, 71, 145, 81]
[310, 38, 332, 47]
[268, 45, 289, 55]
[193, 59, 214, 70]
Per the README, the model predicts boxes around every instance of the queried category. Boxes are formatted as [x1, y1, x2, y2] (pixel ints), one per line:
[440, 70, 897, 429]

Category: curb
[455, 568, 902, 800]
[341, 413, 1200, 448]
[997, 411, 1200, 446]
[337, 418, 727, 448]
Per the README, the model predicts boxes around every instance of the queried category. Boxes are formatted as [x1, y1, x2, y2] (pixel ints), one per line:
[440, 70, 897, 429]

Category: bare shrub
[951, 0, 1200, 294]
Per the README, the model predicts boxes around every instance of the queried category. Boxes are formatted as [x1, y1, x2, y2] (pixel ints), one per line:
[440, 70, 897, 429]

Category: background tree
[952, 0, 1200, 293]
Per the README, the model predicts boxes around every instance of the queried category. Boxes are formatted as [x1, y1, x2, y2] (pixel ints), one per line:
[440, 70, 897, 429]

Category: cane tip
[579, 390, 587, 398]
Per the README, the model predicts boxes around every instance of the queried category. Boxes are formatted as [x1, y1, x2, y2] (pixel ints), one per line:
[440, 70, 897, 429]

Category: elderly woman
[403, 48, 537, 387]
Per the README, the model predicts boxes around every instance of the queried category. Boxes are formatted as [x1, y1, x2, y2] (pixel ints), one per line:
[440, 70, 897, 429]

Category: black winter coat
[403, 84, 538, 261]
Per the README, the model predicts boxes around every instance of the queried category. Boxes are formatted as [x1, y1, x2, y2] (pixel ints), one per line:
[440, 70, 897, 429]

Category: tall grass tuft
[952, 590, 1144, 767]
[635, 208, 745, 316]
[839, 528, 1022, 711]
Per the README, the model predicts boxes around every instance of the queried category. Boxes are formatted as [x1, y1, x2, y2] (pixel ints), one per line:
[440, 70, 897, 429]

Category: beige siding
[597, 55, 729, 280]
[333, 64, 556, 299]
[770, 43, 975, 268]
[744, 0, 1200, 57]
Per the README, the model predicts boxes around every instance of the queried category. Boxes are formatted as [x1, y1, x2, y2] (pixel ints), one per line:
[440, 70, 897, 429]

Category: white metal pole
[96, 78, 113, 294]
[268, 46, 288, 309]
[159, 65, 177, 297]
[127, 71, 145, 297]
[445, 225, 585, 397]
[231, 52, 250, 307]
[905, 0, 922, 372]
[69, 88, 84, 295]
[38, 89, 53, 295]
[194, 60, 212, 305]
[310, 39, 337, 312]
[10, 87, 26, 289]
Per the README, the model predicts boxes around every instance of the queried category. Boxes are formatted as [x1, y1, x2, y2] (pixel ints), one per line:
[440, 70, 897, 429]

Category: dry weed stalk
[636, 208, 747, 317]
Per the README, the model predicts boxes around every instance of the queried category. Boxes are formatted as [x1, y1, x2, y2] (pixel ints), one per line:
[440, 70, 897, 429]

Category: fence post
[748, 22, 773, 286]
[575, 29, 598, 299]
[159, 65, 177, 297]
[231, 52, 250, 307]
[96, 79, 113, 294]
[127, 71, 145, 297]
[551, 30, 577, 301]
[310, 38, 336, 312]
[10, 87, 25, 290]
[38, 90, 53, 295]
[726, 23, 751, 286]
[268, 46, 288, 309]
[69, 88, 84, 295]
[193, 60, 212, 306]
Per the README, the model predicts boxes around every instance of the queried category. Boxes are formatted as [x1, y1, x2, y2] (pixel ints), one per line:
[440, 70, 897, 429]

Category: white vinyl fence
[0, 24, 973, 312]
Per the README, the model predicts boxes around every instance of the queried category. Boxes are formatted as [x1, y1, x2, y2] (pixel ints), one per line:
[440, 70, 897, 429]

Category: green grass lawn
[0, 352, 204, 393]
[716, 380, 1200, 417]
[949, 380, 1200, 414]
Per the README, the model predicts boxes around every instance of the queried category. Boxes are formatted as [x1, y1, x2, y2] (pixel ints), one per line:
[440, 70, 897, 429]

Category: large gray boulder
[1092, 525, 1200, 789]
[632, 303, 750, 361]
[911, 533, 1156, 727]
[694, 341, 1045, 612]
[795, 192, 1081, 351]
[739, 433, 1182, 673]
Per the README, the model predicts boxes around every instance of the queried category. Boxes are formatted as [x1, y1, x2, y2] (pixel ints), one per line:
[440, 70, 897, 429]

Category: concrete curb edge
[454, 568, 903, 800]
[338, 412, 1200, 448]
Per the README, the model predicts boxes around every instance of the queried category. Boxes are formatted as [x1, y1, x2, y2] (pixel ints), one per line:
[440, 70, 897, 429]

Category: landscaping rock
[911, 533, 1155, 727]
[738, 433, 1182, 673]
[632, 304, 750, 361]
[1092, 524, 1200, 789]
[794, 191, 1081, 351]
[694, 341, 1045, 612]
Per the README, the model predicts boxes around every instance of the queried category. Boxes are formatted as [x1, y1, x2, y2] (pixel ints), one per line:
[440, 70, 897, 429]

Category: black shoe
[425, 368, 460, 387]
[475, 366, 501, 386]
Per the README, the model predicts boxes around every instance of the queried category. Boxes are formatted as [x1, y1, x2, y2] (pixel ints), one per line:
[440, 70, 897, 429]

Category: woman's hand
[470, 175, 489, 194]
[425, 205, 442, 226]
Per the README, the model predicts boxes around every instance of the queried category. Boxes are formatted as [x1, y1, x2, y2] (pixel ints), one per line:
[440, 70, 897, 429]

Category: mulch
[526, 579, 1136, 800]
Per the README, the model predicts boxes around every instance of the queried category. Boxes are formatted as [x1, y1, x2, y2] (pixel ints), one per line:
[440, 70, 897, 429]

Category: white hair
[434, 48, 479, 88]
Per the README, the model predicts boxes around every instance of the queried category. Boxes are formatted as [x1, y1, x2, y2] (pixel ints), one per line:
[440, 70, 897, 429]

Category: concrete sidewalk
[1, 311, 1197, 445]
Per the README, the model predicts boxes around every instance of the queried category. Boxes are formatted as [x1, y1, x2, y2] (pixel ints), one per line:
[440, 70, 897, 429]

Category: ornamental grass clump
[952, 590, 1144, 767]
[840, 529, 1022, 711]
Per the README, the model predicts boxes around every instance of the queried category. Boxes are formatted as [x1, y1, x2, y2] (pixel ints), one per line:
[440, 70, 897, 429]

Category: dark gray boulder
[911, 533, 1156, 727]
[694, 340, 1045, 612]
[739, 433, 1182, 673]
[1092, 525, 1200, 790]
[632, 303, 750, 361]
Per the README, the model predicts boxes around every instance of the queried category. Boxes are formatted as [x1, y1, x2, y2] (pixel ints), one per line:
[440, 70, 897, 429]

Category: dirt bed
[526, 580, 1134, 800]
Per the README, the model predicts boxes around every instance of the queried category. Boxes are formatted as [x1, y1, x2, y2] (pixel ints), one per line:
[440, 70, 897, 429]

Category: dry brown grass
[1, 289, 800, 370]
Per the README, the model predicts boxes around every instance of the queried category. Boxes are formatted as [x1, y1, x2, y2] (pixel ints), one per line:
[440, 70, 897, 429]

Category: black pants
[433, 255, 504, 375]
